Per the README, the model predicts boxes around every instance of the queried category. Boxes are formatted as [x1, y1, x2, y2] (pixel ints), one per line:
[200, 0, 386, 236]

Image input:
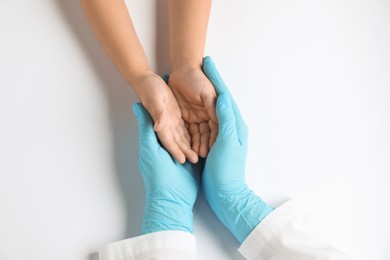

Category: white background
[1, 0, 390, 259]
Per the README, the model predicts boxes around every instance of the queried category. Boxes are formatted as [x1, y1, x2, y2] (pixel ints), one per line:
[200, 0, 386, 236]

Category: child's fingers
[208, 120, 218, 149]
[190, 123, 201, 155]
[177, 124, 199, 163]
[178, 139, 198, 164]
[199, 122, 211, 158]
[167, 143, 186, 164]
[158, 133, 186, 164]
[185, 150, 199, 164]
[180, 121, 192, 143]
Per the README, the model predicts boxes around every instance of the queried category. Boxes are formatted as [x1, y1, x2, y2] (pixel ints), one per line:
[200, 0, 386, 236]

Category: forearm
[81, 0, 152, 94]
[168, 0, 211, 71]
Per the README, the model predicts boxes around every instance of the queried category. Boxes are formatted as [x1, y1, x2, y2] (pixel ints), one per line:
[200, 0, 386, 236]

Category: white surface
[1, 1, 389, 259]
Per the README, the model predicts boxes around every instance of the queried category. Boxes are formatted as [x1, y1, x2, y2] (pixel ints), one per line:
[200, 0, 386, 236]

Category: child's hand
[169, 68, 218, 158]
[134, 73, 198, 164]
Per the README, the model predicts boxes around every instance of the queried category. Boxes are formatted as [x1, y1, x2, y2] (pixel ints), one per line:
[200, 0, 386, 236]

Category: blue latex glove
[202, 56, 273, 243]
[133, 103, 201, 234]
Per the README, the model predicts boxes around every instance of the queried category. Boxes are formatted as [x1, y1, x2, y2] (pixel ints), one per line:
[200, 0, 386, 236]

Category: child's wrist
[170, 64, 203, 86]
[170, 57, 203, 74]
[129, 70, 158, 96]
[129, 68, 154, 83]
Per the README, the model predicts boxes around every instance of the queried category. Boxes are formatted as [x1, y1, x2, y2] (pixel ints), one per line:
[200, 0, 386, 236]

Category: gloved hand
[133, 102, 201, 234]
[202, 56, 273, 243]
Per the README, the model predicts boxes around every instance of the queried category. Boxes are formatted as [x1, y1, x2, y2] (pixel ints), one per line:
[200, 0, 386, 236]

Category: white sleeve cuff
[238, 199, 306, 259]
[238, 199, 352, 260]
[99, 230, 197, 260]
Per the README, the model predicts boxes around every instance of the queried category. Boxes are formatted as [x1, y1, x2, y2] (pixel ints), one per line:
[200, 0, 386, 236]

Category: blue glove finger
[132, 103, 159, 150]
[203, 56, 230, 96]
[216, 92, 238, 142]
[202, 56, 248, 144]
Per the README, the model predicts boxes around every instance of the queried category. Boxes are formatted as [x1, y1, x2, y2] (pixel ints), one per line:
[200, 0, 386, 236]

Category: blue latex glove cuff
[142, 188, 194, 234]
[206, 182, 274, 243]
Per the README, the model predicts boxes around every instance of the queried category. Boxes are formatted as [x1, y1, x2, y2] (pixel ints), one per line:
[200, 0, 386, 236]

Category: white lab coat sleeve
[238, 199, 353, 260]
[99, 230, 197, 260]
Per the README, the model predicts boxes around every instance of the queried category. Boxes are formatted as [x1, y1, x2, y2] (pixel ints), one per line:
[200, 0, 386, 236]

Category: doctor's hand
[201, 57, 273, 243]
[133, 102, 201, 234]
[169, 68, 218, 158]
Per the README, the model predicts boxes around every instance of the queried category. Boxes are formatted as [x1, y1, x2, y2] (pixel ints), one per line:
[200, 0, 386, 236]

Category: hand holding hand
[134, 72, 198, 164]
[169, 68, 218, 158]
[133, 102, 202, 234]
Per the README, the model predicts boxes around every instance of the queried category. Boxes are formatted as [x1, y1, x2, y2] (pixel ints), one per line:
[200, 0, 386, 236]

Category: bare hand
[135, 73, 198, 164]
[169, 68, 218, 158]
